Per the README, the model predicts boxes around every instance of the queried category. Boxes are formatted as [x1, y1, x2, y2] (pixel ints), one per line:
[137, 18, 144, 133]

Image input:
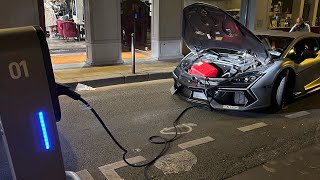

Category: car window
[317, 37, 320, 46]
[257, 35, 293, 58]
[286, 38, 319, 63]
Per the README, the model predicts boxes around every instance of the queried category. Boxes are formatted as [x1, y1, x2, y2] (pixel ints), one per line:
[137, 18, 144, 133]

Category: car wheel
[270, 71, 289, 112]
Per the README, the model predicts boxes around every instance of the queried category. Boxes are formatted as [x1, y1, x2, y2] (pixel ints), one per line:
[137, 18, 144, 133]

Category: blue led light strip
[38, 111, 50, 150]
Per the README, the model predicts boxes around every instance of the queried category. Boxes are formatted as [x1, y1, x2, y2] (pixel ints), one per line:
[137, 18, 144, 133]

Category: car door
[291, 38, 320, 93]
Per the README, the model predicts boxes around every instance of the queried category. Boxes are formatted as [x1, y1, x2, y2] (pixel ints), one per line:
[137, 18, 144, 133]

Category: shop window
[269, 1, 293, 28]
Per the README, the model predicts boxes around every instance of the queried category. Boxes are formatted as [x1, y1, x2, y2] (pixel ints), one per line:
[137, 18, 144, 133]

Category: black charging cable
[56, 83, 209, 179]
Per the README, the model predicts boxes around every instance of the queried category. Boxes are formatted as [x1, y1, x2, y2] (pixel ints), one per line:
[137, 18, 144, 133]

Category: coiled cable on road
[57, 83, 210, 179]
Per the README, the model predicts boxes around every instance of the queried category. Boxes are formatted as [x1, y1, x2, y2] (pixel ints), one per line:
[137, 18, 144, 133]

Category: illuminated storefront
[269, 0, 320, 32]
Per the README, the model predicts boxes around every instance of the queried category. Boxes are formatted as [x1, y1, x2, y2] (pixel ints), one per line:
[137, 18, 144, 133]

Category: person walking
[290, 17, 311, 32]
[44, 0, 58, 38]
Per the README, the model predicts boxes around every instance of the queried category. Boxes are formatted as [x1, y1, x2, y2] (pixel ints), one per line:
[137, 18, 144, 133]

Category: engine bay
[185, 51, 262, 78]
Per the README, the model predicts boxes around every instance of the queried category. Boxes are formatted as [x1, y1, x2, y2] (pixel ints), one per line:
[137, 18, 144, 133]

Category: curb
[64, 71, 173, 90]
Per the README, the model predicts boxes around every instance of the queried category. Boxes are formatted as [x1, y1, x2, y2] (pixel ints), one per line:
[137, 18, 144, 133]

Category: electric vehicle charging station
[0, 25, 196, 180]
[0, 26, 66, 180]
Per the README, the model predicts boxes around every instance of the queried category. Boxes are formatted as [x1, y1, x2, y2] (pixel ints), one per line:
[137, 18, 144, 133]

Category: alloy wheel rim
[276, 77, 286, 106]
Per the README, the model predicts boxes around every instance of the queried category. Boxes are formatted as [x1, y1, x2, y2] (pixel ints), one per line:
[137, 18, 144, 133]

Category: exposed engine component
[187, 51, 260, 78]
[188, 61, 219, 78]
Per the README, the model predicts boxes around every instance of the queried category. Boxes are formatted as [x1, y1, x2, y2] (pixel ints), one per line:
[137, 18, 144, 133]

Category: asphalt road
[2, 79, 320, 180]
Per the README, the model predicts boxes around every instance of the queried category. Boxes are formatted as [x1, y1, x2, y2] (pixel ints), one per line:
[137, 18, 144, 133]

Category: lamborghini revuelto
[172, 3, 320, 111]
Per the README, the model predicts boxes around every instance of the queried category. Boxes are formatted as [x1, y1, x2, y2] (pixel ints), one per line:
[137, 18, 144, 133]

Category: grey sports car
[172, 3, 320, 111]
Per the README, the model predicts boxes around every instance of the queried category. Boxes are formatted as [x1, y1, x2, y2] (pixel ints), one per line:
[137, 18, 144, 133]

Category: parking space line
[237, 122, 268, 132]
[178, 136, 214, 149]
[76, 169, 94, 180]
[285, 111, 310, 119]
[100, 169, 121, 180]
[100, 156, 146, 170]
[99, 156, 146, 180]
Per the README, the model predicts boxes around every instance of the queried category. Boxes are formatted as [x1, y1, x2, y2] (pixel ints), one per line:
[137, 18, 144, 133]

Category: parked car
[172, 3, 320, 111]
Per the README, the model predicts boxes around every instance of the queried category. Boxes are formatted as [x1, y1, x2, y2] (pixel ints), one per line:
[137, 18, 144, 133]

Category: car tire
[270, 71, 290, 112]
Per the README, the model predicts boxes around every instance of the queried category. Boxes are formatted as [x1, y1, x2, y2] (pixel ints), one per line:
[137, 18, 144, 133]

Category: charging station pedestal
[0, 26, 66, 180]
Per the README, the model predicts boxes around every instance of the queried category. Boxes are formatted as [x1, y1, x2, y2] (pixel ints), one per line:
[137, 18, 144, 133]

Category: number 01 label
[8, 60, 30, 80]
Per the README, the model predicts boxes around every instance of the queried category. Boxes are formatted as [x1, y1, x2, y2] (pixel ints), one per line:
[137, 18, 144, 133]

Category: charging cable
[56, 83, 209, 178]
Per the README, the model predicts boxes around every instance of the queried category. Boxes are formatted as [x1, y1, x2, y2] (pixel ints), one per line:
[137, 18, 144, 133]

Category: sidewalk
[228, 144, 320, 180]
[53, 59, 178, 89]
[48, 37, 180, 88]
[51, 51, 151, 65]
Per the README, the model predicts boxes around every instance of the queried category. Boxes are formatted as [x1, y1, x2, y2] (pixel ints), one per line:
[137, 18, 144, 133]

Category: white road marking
[76, 83, 96, 91]
[99, 156, 146, 180]
[178, 136, 214, 149]
[262, 165, 277, 173]
[76, 169, 94, 180]
[80, 104, 92, 110]
[237, 122, 268, 132]
[285, 111, 310, 119]
[160, 123, 197, 135]
[100, 169, 122, 180]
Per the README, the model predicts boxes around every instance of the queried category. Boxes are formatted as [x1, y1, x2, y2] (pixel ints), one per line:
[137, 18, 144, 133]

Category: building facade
[1, 0, 319, 66]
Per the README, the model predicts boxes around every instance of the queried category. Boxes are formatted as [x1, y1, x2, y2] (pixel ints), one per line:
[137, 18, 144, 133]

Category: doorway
[121, 0, 151, 53]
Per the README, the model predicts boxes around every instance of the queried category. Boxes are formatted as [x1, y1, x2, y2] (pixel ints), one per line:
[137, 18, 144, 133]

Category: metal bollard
[131, 33, 136, 74]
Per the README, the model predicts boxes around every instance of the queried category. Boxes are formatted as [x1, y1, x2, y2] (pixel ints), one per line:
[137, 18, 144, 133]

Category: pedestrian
[44, 0, 58, 38]
[289, 17, 311, 32]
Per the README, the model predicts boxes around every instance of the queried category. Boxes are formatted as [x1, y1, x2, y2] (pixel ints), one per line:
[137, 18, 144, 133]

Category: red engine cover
[188, 61, 218, 78]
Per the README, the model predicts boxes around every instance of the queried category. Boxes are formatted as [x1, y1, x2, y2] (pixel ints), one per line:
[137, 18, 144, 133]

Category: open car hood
[182, 3, 270, 64]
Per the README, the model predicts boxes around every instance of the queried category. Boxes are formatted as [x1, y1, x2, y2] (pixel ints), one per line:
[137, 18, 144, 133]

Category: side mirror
[301, 50, 318, 59]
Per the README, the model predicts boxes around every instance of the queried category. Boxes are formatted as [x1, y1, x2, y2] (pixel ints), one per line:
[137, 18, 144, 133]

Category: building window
[269, 1, 293, 28]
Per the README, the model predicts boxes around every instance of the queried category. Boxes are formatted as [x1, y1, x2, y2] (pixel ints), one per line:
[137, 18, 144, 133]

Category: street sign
[0, 26, 65, 180]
